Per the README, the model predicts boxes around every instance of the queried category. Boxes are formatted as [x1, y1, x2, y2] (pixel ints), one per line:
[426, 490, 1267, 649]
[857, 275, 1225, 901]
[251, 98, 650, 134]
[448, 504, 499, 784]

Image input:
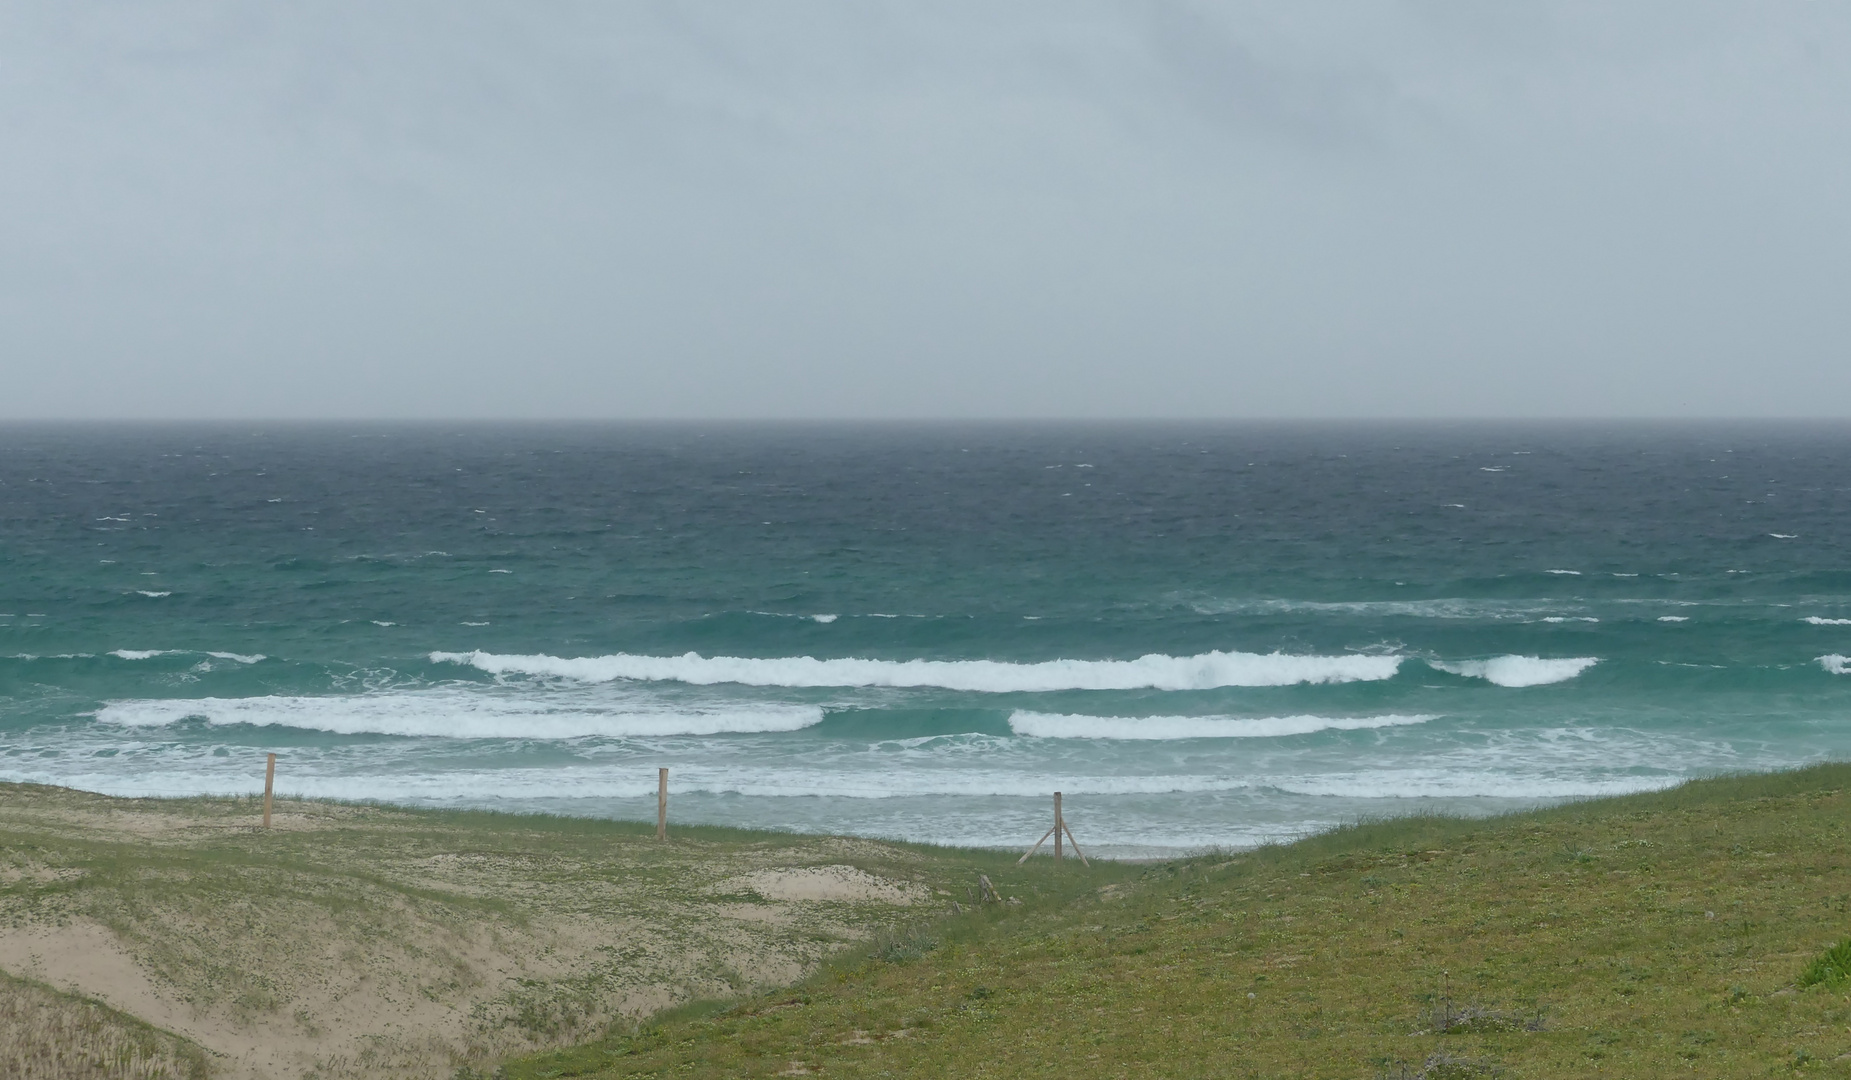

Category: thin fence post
[263, 753, 276, 829]
[1053, 791, 1062, 863]
[657, 767, 668, 841]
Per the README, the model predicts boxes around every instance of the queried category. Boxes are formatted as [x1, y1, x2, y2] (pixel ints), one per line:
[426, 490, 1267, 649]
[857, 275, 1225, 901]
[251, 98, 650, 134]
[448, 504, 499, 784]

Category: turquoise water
[4, 423, 1850, 857]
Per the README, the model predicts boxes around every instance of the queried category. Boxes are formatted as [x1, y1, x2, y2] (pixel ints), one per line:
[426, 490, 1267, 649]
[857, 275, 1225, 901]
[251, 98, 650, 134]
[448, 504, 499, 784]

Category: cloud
[1, 1, 1847, 418]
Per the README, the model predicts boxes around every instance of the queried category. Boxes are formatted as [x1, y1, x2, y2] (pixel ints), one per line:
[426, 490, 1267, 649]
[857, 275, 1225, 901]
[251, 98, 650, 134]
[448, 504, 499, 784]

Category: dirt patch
[720, 865, 932, 905]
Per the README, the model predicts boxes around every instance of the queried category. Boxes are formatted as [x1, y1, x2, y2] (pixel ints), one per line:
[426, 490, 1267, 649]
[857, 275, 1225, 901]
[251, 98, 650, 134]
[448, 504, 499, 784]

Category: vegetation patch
[496, 764, 1851, 1078]
[1800, 937, 1851, 988]
[0, 968, 208, 1080]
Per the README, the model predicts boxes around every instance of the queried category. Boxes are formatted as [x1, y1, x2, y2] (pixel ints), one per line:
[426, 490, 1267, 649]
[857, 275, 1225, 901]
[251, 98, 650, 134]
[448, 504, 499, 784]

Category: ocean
[3, 422, 1848, 858]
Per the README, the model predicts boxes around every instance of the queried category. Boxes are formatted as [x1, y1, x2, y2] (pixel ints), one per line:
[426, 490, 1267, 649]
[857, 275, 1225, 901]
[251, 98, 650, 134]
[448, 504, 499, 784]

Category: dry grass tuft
[0, 971, 206, 1080]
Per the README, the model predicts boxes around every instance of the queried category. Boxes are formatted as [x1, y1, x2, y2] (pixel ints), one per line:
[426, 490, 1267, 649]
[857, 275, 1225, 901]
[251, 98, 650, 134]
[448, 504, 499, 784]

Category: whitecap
[1541, 617, 1599, 623]
[1544, 569, 1582, 576]
[134, 591, 172, 598]
[1820, 655, 1851, 676]
[1429, 656, 1598, 687]
[1770, 533, 1798, 539]
[430, 648, 1404, 692]
[1008, 712, 1436, 740]
[1658, 616, 1689, 623]
[1191, 597, 1561, 620]
[811, 614, 838, 624]
[93, 695, 825, 739]
[111, 648, 264, 663]
[1804, 617, 1851, 626]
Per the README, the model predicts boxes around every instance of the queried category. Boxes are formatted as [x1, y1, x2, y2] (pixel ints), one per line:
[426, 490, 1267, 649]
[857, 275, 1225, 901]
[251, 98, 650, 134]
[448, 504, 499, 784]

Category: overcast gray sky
[3, 2, 1847, 419]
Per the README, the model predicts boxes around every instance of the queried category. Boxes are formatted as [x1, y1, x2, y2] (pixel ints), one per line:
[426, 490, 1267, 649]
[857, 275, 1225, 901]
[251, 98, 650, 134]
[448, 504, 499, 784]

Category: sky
[3, 1, 1848, 420]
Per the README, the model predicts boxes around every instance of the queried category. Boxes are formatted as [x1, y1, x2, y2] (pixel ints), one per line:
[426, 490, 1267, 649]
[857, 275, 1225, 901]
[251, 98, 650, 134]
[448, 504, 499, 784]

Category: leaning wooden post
[657, 767, 668, 841]
[1053, 791, 1063, 863]
[262, 753, 276, 829]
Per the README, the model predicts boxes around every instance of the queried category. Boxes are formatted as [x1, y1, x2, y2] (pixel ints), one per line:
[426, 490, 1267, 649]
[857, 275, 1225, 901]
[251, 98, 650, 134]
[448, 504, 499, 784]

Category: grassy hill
[499, 766, 1851, 1079]
[0, 784, 1126, 1080]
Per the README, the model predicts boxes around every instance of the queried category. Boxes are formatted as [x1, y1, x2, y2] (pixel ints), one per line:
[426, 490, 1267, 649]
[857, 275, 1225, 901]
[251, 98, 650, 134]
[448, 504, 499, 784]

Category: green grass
[496, 764, 1851, 1078]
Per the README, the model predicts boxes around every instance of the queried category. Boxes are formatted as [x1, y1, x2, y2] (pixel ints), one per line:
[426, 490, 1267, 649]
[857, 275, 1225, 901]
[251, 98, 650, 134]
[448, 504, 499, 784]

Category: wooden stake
[262, 753, 275, 829]
[1053, 791, 1063, 863]
[1017, 824, 1058, 865]
[657, 767, 668, 841]
[1062, 820, 1090, 868]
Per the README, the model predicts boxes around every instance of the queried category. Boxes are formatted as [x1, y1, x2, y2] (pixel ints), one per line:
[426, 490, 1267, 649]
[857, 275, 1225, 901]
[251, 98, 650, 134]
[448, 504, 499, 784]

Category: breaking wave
[109, 649, 266, 664]
[1428, 656, 1598, 687]
[93, 695, 824, 739]
[1008, 712, 1437, 740]
[430, 649, 1403, 691]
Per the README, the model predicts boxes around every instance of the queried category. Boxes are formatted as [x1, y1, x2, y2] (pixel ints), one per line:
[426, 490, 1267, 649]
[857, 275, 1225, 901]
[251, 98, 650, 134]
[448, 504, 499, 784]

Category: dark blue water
[4, 422, 1850, 855]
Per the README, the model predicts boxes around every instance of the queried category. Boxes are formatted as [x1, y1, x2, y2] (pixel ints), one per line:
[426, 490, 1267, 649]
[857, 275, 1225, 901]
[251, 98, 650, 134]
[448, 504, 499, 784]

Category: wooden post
[263, 753, 275, 829]
[1018, 792, 1091, 867]
[657, 767, 668, 841]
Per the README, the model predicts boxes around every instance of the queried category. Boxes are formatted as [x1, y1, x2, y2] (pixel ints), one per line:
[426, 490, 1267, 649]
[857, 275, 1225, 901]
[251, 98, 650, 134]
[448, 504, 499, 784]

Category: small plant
[1799, 938, 1851, 988]
[1424, 973, 1543, 1034]
[872, 928, 939, 964]
[1377, 1050, 1501, 1079]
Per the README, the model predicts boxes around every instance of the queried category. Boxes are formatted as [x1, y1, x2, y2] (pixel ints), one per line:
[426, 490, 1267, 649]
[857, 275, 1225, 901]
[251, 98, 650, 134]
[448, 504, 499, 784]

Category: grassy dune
[0, 784, 1126, 1080]
[500, 766, 1851, 1078]
[1, 969, 207, 1080]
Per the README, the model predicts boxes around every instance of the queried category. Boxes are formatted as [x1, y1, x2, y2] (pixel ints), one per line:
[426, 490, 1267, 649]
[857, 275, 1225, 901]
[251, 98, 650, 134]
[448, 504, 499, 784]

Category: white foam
[1805, 617, 1851, 626]
[1190, 597, 1559, 620]
[93, 695, 825, 739]
[1545, 569, 1581, 575]
[1270, 771, 1677, 800]
[1429, 656, 1598, 687]
[1658, 616, 1689, 623]
[812, 615, 838, 624]
[135, 591, 172, 598]
[430, 648, 1403, 691]
[1770, 533, 1798, 539]
[1541, 617, 1599, 623]
[110, 649, 263, 663]
[1008, 712, 1437, 740]
[1820, 655, 1851, 676]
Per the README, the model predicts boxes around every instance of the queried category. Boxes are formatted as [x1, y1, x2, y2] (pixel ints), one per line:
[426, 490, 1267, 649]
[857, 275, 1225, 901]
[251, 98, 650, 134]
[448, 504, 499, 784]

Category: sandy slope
[0, 784, 956, 1079]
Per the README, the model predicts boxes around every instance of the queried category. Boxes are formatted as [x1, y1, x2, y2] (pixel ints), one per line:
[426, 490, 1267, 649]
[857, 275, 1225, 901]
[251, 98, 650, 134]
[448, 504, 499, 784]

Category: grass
[494, 764, 1851, 1078]
[0, 968, 208, 1080]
